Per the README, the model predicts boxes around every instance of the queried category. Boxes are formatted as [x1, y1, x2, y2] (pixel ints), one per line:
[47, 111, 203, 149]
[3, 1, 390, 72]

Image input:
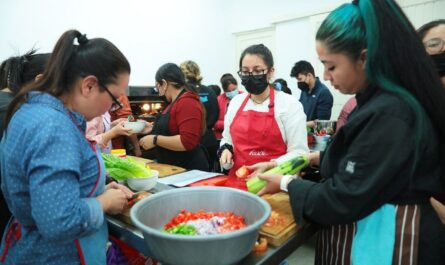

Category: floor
[286, 235, 316, 265]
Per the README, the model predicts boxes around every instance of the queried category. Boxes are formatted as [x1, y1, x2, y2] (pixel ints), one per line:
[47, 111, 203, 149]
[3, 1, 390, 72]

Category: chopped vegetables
[252, 238, 268, 254]
[164, 210, 247, 235]
[263, 211, 285, 227]
[102, 154, 152, 181]
[165, 224, 197, 235]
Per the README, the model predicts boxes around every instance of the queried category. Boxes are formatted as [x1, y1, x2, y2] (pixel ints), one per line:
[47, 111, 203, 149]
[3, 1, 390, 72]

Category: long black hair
[6, 29, 130, 126]
[0, 50, 50, 95]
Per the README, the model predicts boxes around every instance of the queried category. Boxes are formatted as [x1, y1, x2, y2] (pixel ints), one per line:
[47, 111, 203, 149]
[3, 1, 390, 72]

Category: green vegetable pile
[102, 154, 153, 181]
[165, 224, 197, 235]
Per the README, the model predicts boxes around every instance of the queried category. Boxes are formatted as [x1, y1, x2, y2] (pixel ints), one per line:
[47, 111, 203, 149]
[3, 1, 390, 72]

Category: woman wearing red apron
[219, 44, 308, 190]
[0, 30, 132, 264]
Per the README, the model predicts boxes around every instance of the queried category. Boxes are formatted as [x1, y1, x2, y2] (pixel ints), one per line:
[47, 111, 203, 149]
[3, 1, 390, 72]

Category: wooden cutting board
[147, 163, 187, 178]
[127, 156, 186, 178]
[115, 191, 152, 226]
[259, 192, 299, 247]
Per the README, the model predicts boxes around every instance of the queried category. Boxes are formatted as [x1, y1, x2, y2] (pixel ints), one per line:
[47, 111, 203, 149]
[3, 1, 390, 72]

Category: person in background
[180, 60, 219, 171]
[219, 44, 308, 190]
[335, 96, 357, 131]
[208, 84, 221, 96]
[213, 73, 240, 140]
[418, 19, 445, 225]
[0, 50, 50, 237]
[110, 94, 142, 157]
[257, 1, 445, 263]
[86, 112, 133, 154]
[0, 51, 50, 138]
[418, 19, 445, 85]
[139, 63, 208, 171]
[273, 78, 292, 95]
[290, 60, 333, 126]
[0, 30, 134, 264]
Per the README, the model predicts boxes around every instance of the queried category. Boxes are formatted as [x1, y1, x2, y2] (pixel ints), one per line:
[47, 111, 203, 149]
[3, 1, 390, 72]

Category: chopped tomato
[263, 211, 285, 227]
[252, 238, 268, 254]
[236, 166, 251, 179]
[164, 210, 246, 232]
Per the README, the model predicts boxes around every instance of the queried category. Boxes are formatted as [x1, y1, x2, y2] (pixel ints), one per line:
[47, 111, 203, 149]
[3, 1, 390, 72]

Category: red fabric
[336, 97, 357, 131]
[214, 94, 230, 139]
[214, 92, 243, 139]
[225, 88, 287, 190]
[1, 222, 22, 262]
[164, 91, 204, 151]
[110, 94, 133, 149]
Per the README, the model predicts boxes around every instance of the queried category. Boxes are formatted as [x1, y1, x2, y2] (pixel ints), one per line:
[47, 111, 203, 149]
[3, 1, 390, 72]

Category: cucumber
[246, 156, 309, 194]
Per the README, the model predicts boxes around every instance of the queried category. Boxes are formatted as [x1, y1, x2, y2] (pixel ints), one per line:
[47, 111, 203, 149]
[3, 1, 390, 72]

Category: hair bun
[77, 33, 88, 45]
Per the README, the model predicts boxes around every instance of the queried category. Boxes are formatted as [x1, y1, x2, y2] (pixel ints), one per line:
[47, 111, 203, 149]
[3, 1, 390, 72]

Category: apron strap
[0, 221, 22, 262]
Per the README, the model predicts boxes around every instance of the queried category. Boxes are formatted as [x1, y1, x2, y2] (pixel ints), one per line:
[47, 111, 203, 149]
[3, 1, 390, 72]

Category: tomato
[252, 238, 268, 254]
[236, 166, 251, 179]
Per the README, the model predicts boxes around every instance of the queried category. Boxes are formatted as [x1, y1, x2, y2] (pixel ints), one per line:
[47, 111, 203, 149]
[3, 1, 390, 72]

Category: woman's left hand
[257, 173, 283, 196]
[106, 181, 134, 199]
[139, 135, 155, 150]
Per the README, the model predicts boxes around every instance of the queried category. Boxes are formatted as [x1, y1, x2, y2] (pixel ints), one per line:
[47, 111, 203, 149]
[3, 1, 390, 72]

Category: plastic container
[111, 149, 126, 158]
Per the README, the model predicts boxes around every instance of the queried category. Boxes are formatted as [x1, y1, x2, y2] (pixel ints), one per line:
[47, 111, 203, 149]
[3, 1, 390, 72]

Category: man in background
[290, 60, 333, 126]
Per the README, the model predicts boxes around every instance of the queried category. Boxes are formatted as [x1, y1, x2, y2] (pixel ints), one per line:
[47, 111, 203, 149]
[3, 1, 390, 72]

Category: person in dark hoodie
[139, 63, 208, 171]
[180, 60, 219, 171]
[0, 50, 50, 234]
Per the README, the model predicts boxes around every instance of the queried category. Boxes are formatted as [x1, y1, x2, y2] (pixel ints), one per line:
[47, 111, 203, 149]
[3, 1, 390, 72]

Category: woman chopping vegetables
[139, 63, 208, 171]
[219, 44, 308, 190]
[256, 0, 445, 264]
[0, 30, 133, 264]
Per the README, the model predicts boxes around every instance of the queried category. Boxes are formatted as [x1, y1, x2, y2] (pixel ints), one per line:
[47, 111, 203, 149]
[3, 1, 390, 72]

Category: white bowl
[127, 170, 159, 191]
[123, 121, 146, 133]
[314, 134, 331, 145]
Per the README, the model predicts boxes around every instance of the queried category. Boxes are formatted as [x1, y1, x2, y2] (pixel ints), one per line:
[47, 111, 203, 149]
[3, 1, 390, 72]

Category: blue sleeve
[316, 88, 334, 120]
[26, 119, 103, 241]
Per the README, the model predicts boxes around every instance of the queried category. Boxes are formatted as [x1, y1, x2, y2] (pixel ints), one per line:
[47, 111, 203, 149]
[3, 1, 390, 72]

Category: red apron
[226, 87, 287, 190]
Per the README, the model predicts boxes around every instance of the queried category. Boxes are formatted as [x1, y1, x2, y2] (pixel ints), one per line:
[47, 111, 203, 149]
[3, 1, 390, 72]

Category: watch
[153, 135, 158, 146]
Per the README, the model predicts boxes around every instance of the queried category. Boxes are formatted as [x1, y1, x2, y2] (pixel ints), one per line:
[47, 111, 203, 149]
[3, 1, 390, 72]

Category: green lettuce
[102, 154, 152, 181]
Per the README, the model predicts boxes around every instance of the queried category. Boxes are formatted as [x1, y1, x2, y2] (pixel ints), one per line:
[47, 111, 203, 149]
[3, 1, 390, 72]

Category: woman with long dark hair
[0, 30, 133, 264]
[257, 1, 445, 264]
[139, 63, 208, 171]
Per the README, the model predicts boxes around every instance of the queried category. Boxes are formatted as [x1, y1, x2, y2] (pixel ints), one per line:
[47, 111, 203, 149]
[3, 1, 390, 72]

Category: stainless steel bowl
[130, 187, 271, 265]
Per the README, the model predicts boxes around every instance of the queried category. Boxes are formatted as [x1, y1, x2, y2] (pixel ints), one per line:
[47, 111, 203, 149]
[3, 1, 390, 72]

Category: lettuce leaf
[102, 154, 152, 181]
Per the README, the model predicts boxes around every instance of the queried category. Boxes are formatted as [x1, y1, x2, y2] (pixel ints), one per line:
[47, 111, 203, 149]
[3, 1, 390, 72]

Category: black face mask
[297, 81, 310, 92]
[431, 53, 445, 77]
[241, 74, 269, 95]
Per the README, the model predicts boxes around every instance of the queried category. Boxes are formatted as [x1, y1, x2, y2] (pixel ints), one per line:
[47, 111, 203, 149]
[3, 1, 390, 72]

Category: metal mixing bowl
[130, 187, 271, 265]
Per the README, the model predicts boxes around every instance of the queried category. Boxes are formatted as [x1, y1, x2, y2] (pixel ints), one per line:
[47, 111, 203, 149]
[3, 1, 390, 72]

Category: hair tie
[77, 33, 88, 45]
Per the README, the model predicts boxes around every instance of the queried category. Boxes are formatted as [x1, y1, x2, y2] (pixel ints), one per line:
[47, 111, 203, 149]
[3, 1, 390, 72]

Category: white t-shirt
[220, 90, 309, 164]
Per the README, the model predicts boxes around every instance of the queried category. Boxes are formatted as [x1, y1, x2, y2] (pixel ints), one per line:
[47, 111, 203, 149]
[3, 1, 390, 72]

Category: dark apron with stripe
[315, 205, 420, 265]
[151, 90, 208, 171]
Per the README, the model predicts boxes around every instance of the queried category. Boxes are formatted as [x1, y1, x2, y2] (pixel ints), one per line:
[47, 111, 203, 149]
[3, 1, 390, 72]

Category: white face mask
[225, 89, 239, 99]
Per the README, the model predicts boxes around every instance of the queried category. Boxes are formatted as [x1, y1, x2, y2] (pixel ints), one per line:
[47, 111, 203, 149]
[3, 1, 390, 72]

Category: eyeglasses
[237, 69, 268, 79]
[100, 83, 122, 112]
[424, 38, 444, 54]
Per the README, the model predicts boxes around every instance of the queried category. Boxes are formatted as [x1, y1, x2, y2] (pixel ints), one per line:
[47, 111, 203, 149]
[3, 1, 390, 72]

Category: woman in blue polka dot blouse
[0, 29, 134, 265]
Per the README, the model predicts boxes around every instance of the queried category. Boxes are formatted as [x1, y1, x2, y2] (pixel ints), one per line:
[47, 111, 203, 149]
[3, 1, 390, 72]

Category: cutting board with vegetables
[115, 191, 151, 226]
[259, 192, 298, 246]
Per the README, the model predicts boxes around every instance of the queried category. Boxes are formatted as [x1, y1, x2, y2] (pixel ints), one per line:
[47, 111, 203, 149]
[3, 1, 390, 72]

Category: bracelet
[153, 135, 158, 146]
[217, 143, 233, 158]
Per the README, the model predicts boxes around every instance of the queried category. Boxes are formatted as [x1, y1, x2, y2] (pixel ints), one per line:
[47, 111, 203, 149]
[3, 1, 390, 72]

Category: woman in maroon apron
[0, 30, 132, 264]
[219, 44, 308, 190]
[257, 1, 445, 264]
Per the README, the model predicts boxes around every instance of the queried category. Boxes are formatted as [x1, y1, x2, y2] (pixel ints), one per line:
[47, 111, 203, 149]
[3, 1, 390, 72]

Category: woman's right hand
[219, 149, 233, 165]
[96, 188, 128, 215]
